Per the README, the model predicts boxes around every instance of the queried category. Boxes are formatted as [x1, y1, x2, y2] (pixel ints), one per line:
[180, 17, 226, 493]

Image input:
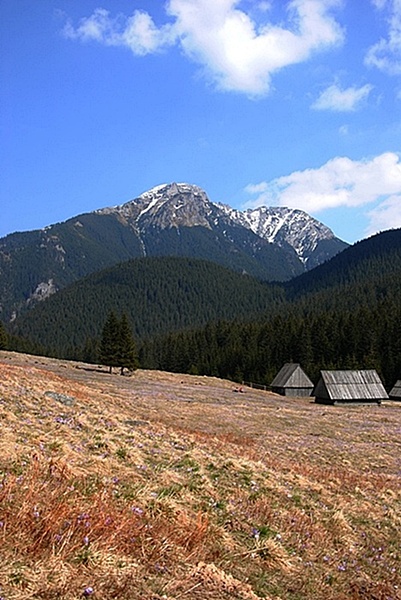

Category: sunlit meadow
[0, 351, 400, 599]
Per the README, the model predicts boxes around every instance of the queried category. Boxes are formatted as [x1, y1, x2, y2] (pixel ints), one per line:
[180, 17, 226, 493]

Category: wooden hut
[313, 370, 388, 405]
[389, 380, 401, 400]
[270, 363, 314, 397]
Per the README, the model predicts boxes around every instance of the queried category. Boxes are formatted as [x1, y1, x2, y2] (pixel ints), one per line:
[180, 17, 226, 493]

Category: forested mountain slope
[8, 229, 401, 387]
[140, 229, 401, 388]
[11, 257, 283, 358]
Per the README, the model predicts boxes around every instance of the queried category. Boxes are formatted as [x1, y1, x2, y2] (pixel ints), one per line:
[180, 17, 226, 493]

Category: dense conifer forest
[6, 229, 401, 389]
[10, 257, 284, 357]
[140, 230, 401, 388]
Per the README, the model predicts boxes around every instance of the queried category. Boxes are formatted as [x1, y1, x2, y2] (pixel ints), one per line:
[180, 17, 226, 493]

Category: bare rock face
[101, 182, 347, 267]
[99, 183, 217, 230]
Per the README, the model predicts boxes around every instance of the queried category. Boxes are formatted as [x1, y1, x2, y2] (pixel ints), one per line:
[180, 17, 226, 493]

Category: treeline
[139, 297, 401, 389]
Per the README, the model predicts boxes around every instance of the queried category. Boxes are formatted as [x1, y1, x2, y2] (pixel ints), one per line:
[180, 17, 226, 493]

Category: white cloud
[365, 0, 401, 74]
[168, 0, 344, 95]
[64, 0, 344, 96]
[365, 194, 401, 236]
[312, 82, 373, 111]
[243, 153, 401, 230]
[63, 8, 176, 55]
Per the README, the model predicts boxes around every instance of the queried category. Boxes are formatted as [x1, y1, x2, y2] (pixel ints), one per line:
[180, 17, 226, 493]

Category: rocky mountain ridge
[98, 182, 346, 268]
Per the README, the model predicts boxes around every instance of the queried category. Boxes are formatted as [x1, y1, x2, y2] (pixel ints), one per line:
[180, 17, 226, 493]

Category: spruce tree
[99, 312, 138, 375]
[99, 312, 121, 373]
[116, 313, 138, 375]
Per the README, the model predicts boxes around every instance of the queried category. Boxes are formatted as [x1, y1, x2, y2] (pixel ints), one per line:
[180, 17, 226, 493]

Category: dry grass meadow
[0, 350, 400, 600]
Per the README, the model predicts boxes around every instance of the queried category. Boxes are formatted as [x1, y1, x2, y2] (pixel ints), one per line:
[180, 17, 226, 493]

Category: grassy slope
[0, 351, 400, 600]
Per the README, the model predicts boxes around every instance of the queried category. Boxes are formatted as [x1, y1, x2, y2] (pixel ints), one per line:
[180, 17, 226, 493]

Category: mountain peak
[98, 182, 347, 265]
[138, 182, 203, 200]
[0, 181, 349, 322]
[99, 182, 214, 230]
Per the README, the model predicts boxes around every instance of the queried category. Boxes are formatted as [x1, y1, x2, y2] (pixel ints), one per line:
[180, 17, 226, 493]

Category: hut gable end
[389, 380, 401, 400]
[271, 363, 314, 397]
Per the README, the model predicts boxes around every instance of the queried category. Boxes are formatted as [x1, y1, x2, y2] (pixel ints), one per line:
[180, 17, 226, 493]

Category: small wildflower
[83, 535, 90, 546]
[131, 506, 144, 516]
[77, 513, 90, 523]
[83, 586, 94, 597]
[251, 527, 260, 541]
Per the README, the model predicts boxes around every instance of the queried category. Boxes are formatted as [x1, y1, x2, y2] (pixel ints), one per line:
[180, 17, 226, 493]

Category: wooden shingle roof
[314, 370, 388, 402]
[271, 363, 314, 388]
[389, 380, 401, 399]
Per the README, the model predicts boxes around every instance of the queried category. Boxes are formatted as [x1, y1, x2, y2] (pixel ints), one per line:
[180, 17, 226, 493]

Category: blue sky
[2, 0, 401, 243]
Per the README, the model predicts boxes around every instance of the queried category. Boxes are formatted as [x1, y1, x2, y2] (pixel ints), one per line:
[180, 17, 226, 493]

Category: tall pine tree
[116, 313, 138, 375]
[99, 312, 138, 374]
[99, 312, 121, 373]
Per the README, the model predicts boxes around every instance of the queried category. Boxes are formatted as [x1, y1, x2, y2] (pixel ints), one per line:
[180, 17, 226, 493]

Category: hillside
[0, 183, 347, 322]
[10, 257, 284, 358]
[286, 228, 401, 303]
[140, 229, 401, 386]
[8, 229, 401, 384]
[0, 351, 400, 600]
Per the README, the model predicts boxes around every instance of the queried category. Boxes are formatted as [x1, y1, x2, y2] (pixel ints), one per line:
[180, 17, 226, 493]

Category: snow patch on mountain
[98, 182, 345, 266]
[216, 203, 336, 264]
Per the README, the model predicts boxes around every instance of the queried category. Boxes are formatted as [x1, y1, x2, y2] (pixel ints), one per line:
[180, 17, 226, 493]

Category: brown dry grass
[0, 350, 400, 599]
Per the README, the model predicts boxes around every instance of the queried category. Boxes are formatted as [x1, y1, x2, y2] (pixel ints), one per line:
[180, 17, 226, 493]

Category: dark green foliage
[116, 314, 139, 374]
[12, 257, 284, 358]
[0, 320, 8, 350]
[0, 213, 145, 323]
[99, 312, 121, 373]
[140, 301, 401, 389]
[99, 312, 138, 374]
[140, 230, 401, 388]
[142, 225, 304, 281]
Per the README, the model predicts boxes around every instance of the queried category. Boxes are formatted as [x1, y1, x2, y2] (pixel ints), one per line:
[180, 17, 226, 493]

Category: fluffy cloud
[244, 152, 401, 235]
[365, 0, 401, 74]
[63, 0, 344, 96]
[311, 82, 373, 111]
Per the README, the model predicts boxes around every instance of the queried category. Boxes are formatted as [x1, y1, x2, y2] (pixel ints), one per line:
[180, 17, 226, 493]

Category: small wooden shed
[313, 370, 388, 405]
[389, 380, 401, 400]
[270, 363, 314, 397]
